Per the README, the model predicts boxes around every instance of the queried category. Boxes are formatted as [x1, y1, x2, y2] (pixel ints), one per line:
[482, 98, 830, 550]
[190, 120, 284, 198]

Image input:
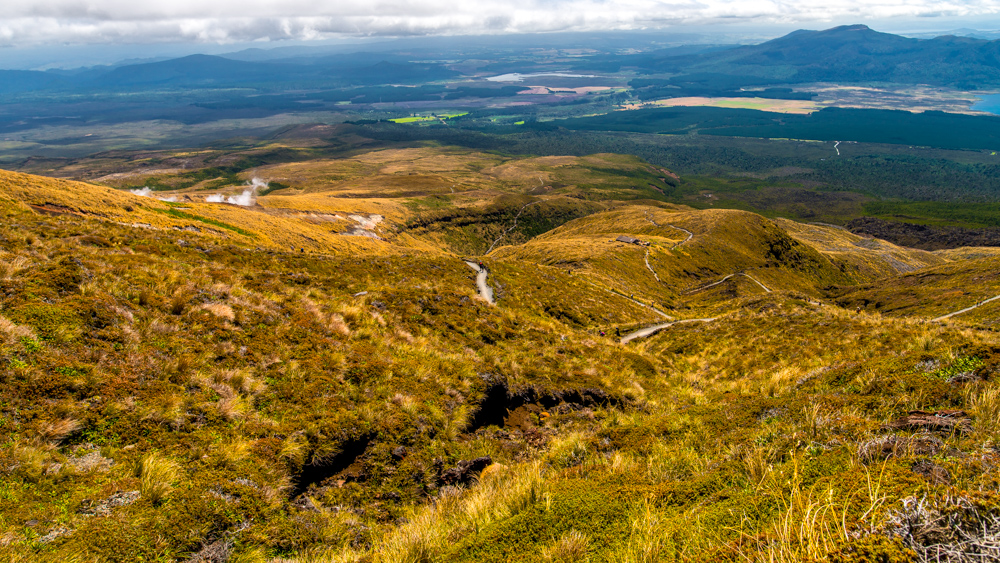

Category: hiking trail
[931, 293, 1000, 322]
[620, 318, 717, 344]
[688, 273, 771, 294]
[642, 210, 693, 249]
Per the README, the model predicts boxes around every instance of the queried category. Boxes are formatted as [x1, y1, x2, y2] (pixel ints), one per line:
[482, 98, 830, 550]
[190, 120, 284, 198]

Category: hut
[615, 235, 650, 246]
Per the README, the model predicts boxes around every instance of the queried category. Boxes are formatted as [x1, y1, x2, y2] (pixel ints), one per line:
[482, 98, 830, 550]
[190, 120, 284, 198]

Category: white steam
[206, 177, 268, 207]
[130, 186, 177, 202]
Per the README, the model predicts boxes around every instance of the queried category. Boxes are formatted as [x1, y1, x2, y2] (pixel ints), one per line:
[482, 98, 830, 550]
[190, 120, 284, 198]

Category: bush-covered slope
[3, 167, 1000, 563]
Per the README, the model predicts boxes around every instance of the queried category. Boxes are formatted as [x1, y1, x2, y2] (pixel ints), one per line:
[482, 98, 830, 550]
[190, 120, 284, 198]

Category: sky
[2, 0, 1000, 68]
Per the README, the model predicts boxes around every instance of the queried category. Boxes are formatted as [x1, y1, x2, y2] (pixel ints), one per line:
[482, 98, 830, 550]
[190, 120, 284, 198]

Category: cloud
[2, 0, 999, 45]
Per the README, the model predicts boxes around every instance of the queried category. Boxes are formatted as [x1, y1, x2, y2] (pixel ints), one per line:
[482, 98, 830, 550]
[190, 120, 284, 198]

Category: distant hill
[0, 70, 72, 95]
[631, 24, 1000, 88]
[0, 53, 460, 95]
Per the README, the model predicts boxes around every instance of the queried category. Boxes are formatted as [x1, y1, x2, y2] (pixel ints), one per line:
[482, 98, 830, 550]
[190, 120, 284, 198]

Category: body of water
[486, 72, 597, 82]
[972, 94, 1000, 115]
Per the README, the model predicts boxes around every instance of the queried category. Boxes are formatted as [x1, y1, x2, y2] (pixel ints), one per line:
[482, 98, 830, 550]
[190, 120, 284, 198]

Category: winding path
[642, 211, 694, 249]
[688, 273, 772, 294]
[931, 294, 1000, 322]
[464, 261, 495, 304]
[620, 318, 716, 344]
[644, 249, 661, 282]
[667, 225, 694, 249]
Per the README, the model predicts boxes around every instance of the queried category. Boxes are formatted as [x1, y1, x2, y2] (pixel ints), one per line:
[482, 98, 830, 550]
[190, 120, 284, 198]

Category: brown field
[621, 84, 1000, 115]
[626, 97, 822, 114]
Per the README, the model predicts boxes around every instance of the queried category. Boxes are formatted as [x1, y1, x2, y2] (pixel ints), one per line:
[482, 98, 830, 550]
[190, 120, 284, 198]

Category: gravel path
[620, 318, 716, 344]
[932, 293, 1000, 322]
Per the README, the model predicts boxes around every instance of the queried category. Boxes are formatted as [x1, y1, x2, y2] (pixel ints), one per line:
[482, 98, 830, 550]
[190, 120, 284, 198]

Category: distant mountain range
[3, 24, 1000, 100]
[629, 25, 1000, 89]
[0, 52, 460, 95]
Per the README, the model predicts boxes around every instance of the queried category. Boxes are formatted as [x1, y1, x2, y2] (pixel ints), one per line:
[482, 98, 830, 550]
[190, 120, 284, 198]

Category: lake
[487, 72, 596, 82]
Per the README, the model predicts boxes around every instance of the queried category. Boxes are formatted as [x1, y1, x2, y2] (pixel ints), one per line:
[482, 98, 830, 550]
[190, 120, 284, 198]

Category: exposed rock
[78, 490, 140, 516]
[66, 445, 114, 473]
[439, 456, 492, 486]
[884, 410, 972, 435]
[947, 371, 984, 384]
[291, 496, 321, 512]
[38, 526, 71, 544]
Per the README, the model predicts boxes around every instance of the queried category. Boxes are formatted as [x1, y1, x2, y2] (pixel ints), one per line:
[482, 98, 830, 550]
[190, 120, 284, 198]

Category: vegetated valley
[4, 24, 1000, 563]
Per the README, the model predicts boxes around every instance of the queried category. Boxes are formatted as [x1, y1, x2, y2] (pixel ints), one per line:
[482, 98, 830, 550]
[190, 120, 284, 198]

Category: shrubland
[1, 156, 1000, 563]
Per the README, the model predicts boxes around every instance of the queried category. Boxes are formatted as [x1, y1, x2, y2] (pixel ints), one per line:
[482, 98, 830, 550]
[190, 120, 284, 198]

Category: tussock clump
[169, 292, 190, 315]
[373, 461, 548, 561]
[0, 315, 35, 341]
[35, 417, 81, 445]
[968, 385, 1000, 435]
[197, 302, 236, 322]
[547, 432, 589, 469]
[0, 255, 32, 281]
[542, 530, 590, 562]
[329, 313, 351, 336]
[137, 450, 181, 504]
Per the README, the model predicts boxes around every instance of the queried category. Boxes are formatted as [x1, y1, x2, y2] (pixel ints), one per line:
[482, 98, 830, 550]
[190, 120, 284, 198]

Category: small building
[616, 235, 650, 246]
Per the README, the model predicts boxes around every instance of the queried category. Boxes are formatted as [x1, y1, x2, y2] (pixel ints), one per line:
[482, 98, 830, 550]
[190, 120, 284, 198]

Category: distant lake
[486, 72, 597, 82]
[972, 94, 1000, 115]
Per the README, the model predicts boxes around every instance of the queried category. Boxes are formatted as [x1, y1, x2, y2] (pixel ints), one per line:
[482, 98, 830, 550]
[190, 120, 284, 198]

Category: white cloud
[1, 0, 999, 46]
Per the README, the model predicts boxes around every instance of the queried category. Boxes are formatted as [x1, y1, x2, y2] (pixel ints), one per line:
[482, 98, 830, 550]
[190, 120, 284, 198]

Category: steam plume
[206, 177, 268, 207]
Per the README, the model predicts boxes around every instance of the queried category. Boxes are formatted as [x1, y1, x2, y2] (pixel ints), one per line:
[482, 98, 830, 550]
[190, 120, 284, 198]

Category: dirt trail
[932, 294, 1000, 322]
[642, 210, 693, 249]
[688, 273, 771, 294]
[644, 249, 661, 282]
[486, 202, 539, 254]
[668, 225, 694, 249]
[464, 261, 495, 304]
[620, 318, 716, 344]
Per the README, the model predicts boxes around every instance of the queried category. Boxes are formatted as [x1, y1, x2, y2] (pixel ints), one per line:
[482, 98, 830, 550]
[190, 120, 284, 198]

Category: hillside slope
[642, 24, 1000, 87]
[2, 166, 1000, 562]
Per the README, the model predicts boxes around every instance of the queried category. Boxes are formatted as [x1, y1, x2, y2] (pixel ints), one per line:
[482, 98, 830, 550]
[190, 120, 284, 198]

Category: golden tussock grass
[137, 450, 181, 504]
[542, 530, 591, 562]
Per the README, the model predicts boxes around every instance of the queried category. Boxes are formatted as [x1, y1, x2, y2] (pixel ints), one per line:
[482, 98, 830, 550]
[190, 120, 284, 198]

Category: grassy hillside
[2, 165, 1000, 563]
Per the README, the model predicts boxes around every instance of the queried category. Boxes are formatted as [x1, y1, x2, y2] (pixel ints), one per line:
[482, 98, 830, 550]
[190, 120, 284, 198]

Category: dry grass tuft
[372, 461, 548, 561]
[542, 530, 590, 562]
[197, 302, 236, 322]
[967, 384, 1000, 436]
[138, 450, 181, 504]
[36, 418, 81, 444]
[0, 315, 35, 341]
[547, 432, 589, 468]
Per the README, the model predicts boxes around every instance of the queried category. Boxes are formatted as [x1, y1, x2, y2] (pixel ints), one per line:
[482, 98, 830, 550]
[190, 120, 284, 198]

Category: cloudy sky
[2, 0, 1000, 48]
